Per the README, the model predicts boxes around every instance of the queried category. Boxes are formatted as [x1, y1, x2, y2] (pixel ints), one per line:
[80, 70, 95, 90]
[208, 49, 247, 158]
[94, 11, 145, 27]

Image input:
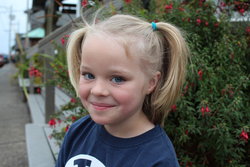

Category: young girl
[56, 13, 189, 167]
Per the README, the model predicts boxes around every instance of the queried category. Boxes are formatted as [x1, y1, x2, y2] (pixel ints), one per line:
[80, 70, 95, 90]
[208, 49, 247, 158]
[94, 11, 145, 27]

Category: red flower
[65, 125, 70, 132]
[205, 106, 210, 113]
[246, 27, 250, 33]
[29, 67, 42, 77]
[60, 35, 70, 45]
[220, 2, 226, 7]
[60, 37, 65, 45]
[153, 19, 159, 23]
[198, 70, 203, 80]
[61, 35, 69, 45]
[214, 22, 219, 28]
[205, 21, 209, 26]
[171, 105, 177, 112]
[239, 8, 245, 15]
[125, 0, 132, 4]
[165, 4, 173, 11]
[200, 106, 210, 116]
[48, 119, 56, 127]
[201, 106, 205, 116]
[240, 130, 248, 141]
[70, 98, 77, 103]
[35, 87, 41, 94]
[29, 66, 35, 77]
[34, 70, 42, 77]
[81, 0, 88, 7]
[196, 19, 201, 25]
[71, 116, 77, 122]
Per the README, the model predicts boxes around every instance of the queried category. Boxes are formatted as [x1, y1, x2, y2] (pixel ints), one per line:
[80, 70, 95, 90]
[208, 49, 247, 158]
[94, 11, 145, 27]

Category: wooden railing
[23, 17, 81, 167]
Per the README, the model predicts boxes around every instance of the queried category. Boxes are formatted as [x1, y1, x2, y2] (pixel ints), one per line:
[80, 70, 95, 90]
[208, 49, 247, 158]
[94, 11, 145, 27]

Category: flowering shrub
[28, 66, 43, 86]
[47, 0, 250, 166]
[48, 96, 87, 145]
[135, 0, 250, 166]
[15, 53, 44, 95]
[48, 43, 88, 145]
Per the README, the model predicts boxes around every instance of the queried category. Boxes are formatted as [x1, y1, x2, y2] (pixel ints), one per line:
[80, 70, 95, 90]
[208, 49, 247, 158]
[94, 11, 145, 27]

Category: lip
[90, 102, 115, 111]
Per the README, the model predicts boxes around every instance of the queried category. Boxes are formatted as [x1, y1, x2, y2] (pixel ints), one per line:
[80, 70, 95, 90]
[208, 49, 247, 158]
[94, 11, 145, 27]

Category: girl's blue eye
[111, 76, 125, 84]
[83, 73, 95, 80]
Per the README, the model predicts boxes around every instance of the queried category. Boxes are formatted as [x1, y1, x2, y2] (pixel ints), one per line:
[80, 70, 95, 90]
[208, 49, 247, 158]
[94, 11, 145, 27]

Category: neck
[104, 112, 155, 138]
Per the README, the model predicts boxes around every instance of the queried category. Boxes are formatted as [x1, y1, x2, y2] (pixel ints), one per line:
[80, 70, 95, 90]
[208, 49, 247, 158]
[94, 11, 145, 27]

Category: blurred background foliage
[47, 0, 249, 166]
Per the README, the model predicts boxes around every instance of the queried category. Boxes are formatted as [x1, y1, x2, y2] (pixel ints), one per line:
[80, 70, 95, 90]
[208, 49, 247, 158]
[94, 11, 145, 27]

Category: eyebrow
[80, 65, 132, 75]
[80, 65, 90, 71]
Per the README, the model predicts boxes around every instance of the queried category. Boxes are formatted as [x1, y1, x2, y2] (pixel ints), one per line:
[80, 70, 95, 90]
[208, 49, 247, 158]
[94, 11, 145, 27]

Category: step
[27, 94, 45, 124]
[27, 87, 72, 124]
[25, 124, 55, 167]
[55, 87, 72, 111]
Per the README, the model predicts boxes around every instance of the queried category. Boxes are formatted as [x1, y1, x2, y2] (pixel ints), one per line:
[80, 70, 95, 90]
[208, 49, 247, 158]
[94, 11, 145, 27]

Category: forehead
[81, 33, 136, 66]
[81, 32, 140, 64]
[82, 33, 125, 55]
[83, 31, 142, 57]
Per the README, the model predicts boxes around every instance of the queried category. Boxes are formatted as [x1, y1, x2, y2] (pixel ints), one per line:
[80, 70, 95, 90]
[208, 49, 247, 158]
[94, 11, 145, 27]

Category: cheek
[114, 89, 145, 110]
[78, 83, 89, 103]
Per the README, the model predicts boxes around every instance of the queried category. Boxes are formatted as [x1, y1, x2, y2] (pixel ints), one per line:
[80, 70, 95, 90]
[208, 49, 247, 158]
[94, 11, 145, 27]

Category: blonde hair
[67, 14, 189, 126]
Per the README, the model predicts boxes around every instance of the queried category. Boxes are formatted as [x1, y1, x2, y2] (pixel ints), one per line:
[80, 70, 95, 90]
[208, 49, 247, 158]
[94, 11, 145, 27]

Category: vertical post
[76, 0, 81, 18]
[25, 0, 30, 52]
[44, 0, 55, 123]
[8, 6, 13, 59]
[46, 0, 55, 34]
[44, 47, 55, 123]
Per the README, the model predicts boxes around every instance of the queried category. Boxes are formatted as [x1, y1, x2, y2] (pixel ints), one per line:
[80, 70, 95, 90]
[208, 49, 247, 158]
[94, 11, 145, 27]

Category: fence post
[43, 46, 55, 123]
[44, 0, 56, 123]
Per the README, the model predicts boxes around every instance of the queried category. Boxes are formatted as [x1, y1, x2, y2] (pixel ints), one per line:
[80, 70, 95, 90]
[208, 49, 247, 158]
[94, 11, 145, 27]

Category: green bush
[49, 0, 250, 166]
[134, 0, 249, 166]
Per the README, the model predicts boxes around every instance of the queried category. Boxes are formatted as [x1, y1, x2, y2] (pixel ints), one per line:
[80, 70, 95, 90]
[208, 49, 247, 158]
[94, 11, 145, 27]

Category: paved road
[0, 63, 30, 167]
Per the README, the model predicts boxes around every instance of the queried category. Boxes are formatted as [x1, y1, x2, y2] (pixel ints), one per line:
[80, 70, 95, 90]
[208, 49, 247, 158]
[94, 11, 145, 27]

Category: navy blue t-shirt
[55, 115, 180, 167]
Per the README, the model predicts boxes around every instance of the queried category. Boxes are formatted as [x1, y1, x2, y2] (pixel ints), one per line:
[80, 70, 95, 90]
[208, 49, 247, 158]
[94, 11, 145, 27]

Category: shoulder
[69, 114, 93, 130]
[55, 115, 96, 167]
[64, 115, 95, 140]
[143, 126, 180, 167]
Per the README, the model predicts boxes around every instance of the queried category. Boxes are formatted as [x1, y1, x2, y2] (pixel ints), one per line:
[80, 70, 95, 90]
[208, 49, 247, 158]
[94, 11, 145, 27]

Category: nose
[90, 79, 109, 96]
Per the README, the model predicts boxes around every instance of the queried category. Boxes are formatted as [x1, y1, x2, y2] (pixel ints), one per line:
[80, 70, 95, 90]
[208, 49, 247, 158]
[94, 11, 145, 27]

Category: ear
[146, 71, 161, 94]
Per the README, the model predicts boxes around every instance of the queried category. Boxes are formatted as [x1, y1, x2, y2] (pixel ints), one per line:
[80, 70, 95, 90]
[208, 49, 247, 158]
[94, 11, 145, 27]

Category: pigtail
[67, 27, 88, 96]
[151, 22, 189, 126]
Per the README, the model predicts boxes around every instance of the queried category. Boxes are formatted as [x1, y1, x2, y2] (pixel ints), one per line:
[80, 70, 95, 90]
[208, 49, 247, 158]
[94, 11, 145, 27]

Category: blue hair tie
[151, 22, 157, 31]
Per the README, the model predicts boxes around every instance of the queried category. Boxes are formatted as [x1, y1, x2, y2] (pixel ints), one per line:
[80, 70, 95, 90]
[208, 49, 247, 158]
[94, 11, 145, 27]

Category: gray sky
[0, 0, 31, 55]
[0, 0, 77, 55]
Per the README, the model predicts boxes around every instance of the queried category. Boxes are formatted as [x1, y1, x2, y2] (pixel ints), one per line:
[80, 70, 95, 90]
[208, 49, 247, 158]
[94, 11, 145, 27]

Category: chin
[89, 114, 111, 125]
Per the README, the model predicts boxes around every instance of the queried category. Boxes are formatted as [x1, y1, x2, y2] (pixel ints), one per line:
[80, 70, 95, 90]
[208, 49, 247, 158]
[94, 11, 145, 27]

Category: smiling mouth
[90, 102, 115, 111]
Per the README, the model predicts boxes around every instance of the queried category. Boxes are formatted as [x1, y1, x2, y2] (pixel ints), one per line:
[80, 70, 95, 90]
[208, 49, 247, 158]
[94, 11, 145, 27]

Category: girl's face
[79, 34, 158, 135]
